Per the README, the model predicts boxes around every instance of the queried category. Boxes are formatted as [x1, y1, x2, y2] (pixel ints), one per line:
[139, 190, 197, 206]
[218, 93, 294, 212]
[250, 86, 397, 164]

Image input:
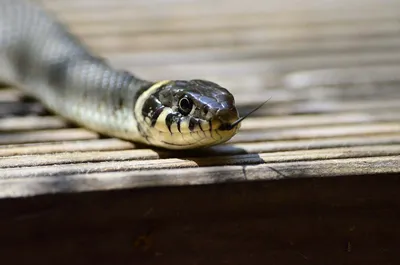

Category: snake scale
[0, 0, 244, 149]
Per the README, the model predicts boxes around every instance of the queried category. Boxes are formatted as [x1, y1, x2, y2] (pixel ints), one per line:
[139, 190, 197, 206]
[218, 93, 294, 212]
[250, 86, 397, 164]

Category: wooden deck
[0, 0, 400, 264]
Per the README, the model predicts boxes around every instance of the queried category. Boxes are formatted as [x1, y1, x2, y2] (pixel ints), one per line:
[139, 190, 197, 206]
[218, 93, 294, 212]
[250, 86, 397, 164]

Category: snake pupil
[178, 96, 193, 115]
[202, 105, 209, 115]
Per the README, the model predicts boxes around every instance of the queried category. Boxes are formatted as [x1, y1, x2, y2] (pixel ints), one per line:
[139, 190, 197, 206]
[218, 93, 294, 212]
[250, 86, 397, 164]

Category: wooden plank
[242, 111, 400, 130]
[0, 116, 67, 131]
[0, 139, 135, 157]
[68, 17, 400, 37]
[42, 0, 400, 21]
[80, 25, 400, 52]
[285, 65, 400, 88]
[42, 0, 397, 11]
[1, 145, 399, 169]
[0, 133, 399, 157]
[231, 122, 400, 143]
[0, 129, 98, 145]
[1, 147, 399, 179]
[0, 156, 398, 197]
[103, 37, 400, 65]
[118, 52, 400, 81]
[240, 100, 400, 116]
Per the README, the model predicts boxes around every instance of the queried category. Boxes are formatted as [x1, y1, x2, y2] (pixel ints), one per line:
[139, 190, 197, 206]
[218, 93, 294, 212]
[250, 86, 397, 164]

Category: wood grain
[0, 156, 398, 198]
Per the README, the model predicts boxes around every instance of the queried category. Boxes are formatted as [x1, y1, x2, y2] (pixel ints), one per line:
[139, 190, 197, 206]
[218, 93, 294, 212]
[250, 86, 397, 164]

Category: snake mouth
[145, 108, 240, 149]
[151, 119, 239, 149]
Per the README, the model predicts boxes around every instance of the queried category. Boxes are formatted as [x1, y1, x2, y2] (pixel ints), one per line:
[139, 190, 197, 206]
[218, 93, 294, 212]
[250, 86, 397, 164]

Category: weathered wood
[80, 24, 400, 52]
[0, 129, 98, 145]
[0, 139, 135, 157]
[117, 54, 400, 82]
[0, 116, 67, 131]
[103, 40, 400, 66]
[43, 0, 400, 21]
[67, 18, 400, 40]
[1, 118, 399, 145]
[0, 156, 398, 198]
[0, 0, 399, 193]
[1, 145, 399, 169]
[285, 65, 400, 88]
[1, 133, 400, 158]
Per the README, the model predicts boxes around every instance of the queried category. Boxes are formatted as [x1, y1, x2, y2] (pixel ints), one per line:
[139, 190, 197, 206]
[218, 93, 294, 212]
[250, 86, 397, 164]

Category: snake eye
[178, 96, 193, 115]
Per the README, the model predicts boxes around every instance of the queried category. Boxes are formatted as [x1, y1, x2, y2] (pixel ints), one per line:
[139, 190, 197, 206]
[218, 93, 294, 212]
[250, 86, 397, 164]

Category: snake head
[166, 79, 240, 128]
[137, 79, 240, 149]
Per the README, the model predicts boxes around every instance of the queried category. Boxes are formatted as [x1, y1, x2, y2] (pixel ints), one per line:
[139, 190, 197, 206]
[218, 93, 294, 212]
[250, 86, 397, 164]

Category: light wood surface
[0, 0, 399, 198]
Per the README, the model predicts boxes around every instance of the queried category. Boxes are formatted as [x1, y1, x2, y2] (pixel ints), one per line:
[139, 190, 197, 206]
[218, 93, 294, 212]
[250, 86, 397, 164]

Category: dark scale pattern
[177, 116, 182, 133]
[47, 57, 72, 91]
[189, 117, 198, 132]
[165, 113, 181, 133]
[12, 43, 32, 83]
[150, 107, 165, 127]
[142, 94, 164, 125]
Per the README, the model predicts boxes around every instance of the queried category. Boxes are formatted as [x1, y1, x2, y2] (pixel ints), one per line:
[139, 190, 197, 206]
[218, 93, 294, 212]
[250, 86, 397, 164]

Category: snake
[0, 0, 244, 150]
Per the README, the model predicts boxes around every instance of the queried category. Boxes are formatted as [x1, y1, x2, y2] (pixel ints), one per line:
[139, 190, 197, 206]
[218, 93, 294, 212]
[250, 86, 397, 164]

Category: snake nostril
[216, 108, 238, 124]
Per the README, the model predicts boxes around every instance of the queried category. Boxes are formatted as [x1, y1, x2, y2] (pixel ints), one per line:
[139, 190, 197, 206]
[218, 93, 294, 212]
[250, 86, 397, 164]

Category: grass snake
[0, 0, 245, 149]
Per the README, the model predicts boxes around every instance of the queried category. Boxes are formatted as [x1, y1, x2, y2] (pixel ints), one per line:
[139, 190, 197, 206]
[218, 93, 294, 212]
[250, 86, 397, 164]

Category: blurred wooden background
[0, 0, 400, 264]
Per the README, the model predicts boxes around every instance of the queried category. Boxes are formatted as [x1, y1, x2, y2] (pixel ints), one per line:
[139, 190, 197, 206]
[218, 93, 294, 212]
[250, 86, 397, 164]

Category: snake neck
[20, 54, 155, 142]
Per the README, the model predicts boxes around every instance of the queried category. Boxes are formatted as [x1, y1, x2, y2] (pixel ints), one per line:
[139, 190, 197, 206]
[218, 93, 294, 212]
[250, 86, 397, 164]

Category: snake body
[0, 0, 240, 149]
